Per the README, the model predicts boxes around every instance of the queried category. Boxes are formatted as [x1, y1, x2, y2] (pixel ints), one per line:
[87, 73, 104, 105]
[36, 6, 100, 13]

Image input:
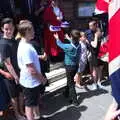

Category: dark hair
[70, 29, 80, 42]
[89, 20, 97, 26]
[1, 18, 14, 28]
[18, 20, 33, 37]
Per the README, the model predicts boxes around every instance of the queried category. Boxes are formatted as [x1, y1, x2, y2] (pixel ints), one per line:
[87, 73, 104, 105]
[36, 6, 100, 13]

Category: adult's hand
[104, 102, 120, 120]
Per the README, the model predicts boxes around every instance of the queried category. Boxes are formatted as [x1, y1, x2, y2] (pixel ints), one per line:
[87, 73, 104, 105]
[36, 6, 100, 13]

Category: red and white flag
[95, 0, 120, 104]
[95, 0, 109, 62]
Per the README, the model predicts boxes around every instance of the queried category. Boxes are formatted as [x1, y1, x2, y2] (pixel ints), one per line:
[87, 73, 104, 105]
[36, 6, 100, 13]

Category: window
[78, 2, 95, 17]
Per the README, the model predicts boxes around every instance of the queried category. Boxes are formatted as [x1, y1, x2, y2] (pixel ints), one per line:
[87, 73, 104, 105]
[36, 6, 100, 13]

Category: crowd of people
[1, 0, 118, 120]
[0, 18, 108, 120]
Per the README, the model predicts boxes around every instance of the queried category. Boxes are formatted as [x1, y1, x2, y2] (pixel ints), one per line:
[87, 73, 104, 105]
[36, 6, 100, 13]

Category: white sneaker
[97, 82, 105, 89]
[91, 84, 97, 90]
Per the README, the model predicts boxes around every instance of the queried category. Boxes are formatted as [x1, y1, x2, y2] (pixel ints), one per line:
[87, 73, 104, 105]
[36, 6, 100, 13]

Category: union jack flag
[95, 0, 120, 104]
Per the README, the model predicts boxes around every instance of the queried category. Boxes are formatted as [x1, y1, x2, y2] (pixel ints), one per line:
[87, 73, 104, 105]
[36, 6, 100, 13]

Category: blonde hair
[18, 20, 33, 37]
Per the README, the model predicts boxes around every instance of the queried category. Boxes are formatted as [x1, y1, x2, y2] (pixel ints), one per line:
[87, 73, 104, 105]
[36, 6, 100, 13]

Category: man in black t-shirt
[0, 37, 20, 75]
[0, 18, 25, 120]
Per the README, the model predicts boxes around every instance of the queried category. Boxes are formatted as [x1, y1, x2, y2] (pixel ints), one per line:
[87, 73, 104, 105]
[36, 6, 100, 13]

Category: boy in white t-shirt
[17, 20, 47, 120]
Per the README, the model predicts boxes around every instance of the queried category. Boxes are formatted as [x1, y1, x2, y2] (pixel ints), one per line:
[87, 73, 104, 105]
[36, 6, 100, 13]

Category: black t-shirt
[0, 37, 20, 76]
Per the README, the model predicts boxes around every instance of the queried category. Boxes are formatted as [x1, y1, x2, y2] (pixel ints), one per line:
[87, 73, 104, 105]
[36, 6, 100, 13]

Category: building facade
[0, 0, 96, 29]
[59, 0, 96, 29]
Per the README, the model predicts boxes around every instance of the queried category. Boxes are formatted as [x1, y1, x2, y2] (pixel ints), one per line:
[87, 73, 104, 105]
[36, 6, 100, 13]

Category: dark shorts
[3, 79, 22, 99]
[22, 85, 43, 107]
[89, 54, 105, 67]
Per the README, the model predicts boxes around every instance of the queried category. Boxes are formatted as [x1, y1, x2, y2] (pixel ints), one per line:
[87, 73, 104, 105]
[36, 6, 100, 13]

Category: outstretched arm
[54, 33, 72, 51]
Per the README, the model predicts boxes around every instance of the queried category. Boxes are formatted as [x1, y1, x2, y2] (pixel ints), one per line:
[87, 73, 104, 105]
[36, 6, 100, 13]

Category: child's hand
[65, 34, 71, 40]
[54, 33, 59, 40]
[95, 30, 102, 38]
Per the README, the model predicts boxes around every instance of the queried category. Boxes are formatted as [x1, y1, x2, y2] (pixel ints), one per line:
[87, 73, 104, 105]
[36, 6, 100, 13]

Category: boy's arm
[26, 63, 47, 85]
[56, 40, 72, 51]
[21, 47, 47, 84]
[4, 57, 19, 84]
[54, 33, 72, 51]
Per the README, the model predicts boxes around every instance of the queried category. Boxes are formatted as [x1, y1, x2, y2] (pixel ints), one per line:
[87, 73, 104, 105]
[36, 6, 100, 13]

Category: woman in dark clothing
[90, 28, 105, 90]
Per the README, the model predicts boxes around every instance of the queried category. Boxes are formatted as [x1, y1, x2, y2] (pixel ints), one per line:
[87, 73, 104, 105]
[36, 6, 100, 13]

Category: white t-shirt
[17, 39, 41, 88]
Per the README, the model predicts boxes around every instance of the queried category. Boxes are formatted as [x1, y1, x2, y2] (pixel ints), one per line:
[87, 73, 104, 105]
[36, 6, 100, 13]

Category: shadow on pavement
[48, 105, 87, 120]
[77, 89, 108, 104]
[41, 88, 87, 120]
[41, 85, 108, 120]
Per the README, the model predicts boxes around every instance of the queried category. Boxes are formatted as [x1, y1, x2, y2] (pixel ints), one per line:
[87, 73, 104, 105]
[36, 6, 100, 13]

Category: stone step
[46, 67, 66, 83]
[50, 62, 64, 71]
[45, 78, 67, 93]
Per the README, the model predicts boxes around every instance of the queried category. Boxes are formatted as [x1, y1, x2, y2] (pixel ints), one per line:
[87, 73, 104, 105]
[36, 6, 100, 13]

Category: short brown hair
[18, 20, 33, 37]
[1, 18, 14, 28]
[70, 29, 80, 42]
[89, 20, 97, 26]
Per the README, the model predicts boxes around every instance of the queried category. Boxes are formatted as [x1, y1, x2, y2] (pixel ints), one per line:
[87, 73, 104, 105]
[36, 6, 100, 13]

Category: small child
[54, 30, 81, 106]
[74, 32, 88, 88]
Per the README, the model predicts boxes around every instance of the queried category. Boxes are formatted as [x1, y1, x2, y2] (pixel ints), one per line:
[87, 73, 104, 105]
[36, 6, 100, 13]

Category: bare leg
[97, 65, 104, 88]
[11, 97, 26, 120]
[11, 98, 20, 117]
[33, 106, 40, 119]
[97, 65, 104, 83]
[25, 106, 34, 120]
[74, 73, 80, 84]
[91, 67, 98, 90]
[92, 67, 98, 84]
[18, 92, 25, 116]
[75, 73, 84, 88]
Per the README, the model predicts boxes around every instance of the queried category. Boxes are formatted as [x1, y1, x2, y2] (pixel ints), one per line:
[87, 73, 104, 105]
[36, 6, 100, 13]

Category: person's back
[64, 42, 80, 66]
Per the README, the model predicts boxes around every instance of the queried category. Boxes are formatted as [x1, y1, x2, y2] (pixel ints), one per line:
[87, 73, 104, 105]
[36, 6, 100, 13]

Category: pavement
[5, 77, 112, 120]
[41, 79, 112, 120]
